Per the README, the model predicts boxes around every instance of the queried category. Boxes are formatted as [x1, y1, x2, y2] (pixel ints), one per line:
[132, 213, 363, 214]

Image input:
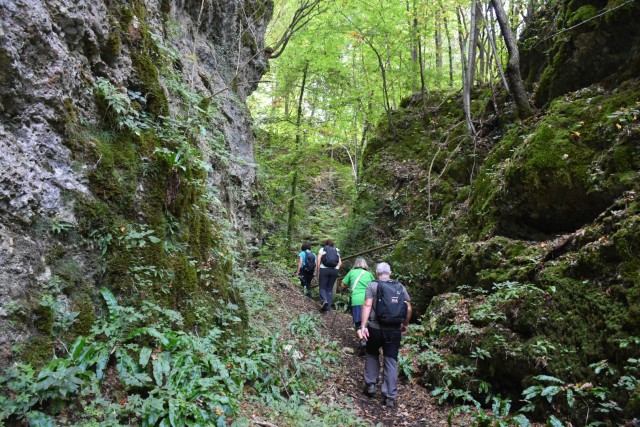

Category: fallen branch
[341, 241, 398, 262]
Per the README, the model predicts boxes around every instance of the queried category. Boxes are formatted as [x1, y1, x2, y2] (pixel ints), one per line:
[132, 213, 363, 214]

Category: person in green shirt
[341, 258, 375, 354]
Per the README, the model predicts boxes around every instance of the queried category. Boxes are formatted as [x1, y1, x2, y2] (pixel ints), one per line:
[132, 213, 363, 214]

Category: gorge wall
[0, 0, 272, 367]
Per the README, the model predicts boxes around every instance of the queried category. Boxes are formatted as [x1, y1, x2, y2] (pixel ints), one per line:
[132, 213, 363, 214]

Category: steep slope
[0, 0, 272, 367]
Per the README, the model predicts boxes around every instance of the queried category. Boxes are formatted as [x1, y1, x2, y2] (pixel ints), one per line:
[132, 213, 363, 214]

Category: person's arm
[360, 297, 373, 340]
[401, 302, 412, 334]
[337, 255, 342, 270]
[296, 254, 303, 276]
[316, 249, 322, 278]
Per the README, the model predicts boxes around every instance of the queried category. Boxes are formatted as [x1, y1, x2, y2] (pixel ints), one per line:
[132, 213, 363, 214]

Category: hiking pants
[364, 327, 402, 399]
[318, 267, 338, 308]
[299, 271, 314, 294]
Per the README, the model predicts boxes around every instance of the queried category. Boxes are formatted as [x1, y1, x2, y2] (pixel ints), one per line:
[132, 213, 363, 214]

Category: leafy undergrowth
[400, 282, 640, 426]
[0, 265, 369, 426]
[231, 264, 369, 426]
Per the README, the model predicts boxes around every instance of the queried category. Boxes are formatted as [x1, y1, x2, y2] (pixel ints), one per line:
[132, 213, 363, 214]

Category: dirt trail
[265, 274, 454, 426]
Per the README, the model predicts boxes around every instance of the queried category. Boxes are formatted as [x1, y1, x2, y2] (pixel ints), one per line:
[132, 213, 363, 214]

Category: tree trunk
[475, 5, 486, 85]
[435, 8, 443, 72]
[286, 61, 309, 246]
[443, 12, 454, 87]
[491, 0, 533, 118]
[487, 5, 510, 93]
[367, 40, 396, 136]
[458, 4, 477, 135]
[418, 31, 427, 102]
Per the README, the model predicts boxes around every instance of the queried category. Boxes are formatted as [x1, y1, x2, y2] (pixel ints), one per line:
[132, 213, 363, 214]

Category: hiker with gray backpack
[316, 239, 342, 312]
[359, 262, 412, 408]
[295, 242, 315, 298]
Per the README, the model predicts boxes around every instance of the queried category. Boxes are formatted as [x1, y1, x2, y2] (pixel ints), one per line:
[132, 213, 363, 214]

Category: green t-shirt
[342, 268, 375, 306]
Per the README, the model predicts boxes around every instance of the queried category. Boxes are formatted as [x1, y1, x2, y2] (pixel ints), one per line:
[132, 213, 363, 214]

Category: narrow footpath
[262, 270, 454, 426]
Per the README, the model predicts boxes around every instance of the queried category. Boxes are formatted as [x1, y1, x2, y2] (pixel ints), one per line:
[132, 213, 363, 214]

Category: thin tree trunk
[443, 11, 454, 87]
[491, 0, 533, 118]
[412, 1, 421, 92]
[487, 6, 510, 93]
[370, 41, 396, 136]
[418, 32, 427, 103]
[476, 5, 486, 85]
[286, 61, 309, 246]
[435, 8, 443, 71]
[459, 4, 477, 135]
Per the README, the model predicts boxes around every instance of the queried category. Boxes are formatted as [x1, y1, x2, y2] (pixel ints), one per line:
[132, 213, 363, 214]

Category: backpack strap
[351, 270, 367, 292]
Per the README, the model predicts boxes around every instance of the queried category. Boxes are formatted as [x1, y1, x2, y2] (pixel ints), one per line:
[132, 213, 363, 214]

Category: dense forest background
[1, 0, 639, 425]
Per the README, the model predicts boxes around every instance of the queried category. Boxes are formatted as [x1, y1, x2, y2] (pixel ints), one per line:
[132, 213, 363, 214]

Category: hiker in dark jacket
[295, 242, 315, 298]
[359, 262, 412, 408]
[316, 239, 342, 312]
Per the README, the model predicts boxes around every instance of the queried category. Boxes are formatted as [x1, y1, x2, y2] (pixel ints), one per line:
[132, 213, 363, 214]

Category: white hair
[376, 262, 391, 275]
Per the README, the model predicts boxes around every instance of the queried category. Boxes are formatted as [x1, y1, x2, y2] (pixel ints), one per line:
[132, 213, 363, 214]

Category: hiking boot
[364, 383, 376, 396]
[385, 397, 395, 408]
[320, 301, 329, 312]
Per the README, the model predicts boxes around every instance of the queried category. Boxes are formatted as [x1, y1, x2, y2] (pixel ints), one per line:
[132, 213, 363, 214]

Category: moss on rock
[22, 336, 54, 368]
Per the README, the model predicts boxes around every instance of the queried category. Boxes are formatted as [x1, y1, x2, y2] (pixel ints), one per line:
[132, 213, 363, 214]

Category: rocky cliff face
[0, 0, 272, 367]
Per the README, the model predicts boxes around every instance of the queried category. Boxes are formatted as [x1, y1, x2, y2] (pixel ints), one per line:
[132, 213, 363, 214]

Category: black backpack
[321, 246, 339, 268]
[302, 250, 316, 273]
[375, 280, 408, 325]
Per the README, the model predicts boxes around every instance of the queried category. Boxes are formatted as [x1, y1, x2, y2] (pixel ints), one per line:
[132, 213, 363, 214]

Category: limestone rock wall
[0, 0, 272, 367]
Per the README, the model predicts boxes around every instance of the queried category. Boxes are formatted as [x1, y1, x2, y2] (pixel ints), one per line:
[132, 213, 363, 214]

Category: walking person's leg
[303, 272, 313, 297]
[352, 305, 366, 355]
[364, 327, 383, 395]
[325, 268, 338, 309]
[318, 269, 330, 311]
[380, 329, 402, 405]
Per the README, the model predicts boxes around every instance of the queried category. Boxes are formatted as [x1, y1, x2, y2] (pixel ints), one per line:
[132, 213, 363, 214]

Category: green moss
[242, 32, 258, 55]
[71, 294, 97, 336]
[131, 52, 169, 116]
[88, 132, 141, 212]
[171, 255, 199, 328]
[244, 0, 274, 22]
[22, 336, 54, 368]
[567, 5, 598, 26]
[103, 28, 122, 64]
[117, 2, 169, 117]
[33, 304, 53, 335]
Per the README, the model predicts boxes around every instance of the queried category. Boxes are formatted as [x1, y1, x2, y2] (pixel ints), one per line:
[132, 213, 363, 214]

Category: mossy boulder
[470, 81, 640, 238]
[519, 0, 640, 106]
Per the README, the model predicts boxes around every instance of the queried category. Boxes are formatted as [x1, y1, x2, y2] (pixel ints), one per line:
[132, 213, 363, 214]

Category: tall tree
[286, 61, 309, 245]
[490, 0, 533, 118]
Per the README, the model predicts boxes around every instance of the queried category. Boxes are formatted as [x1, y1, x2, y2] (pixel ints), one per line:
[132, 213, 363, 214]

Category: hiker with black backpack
[316, 239, 342, 312]
[341, 258, 375, 355]
[359, 262, 412, 408]
[295, 242, 315, 298]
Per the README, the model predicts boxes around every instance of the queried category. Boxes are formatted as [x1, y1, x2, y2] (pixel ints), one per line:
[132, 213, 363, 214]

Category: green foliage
[49, 215, 74, 235]
[0, 282, 346, 426]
